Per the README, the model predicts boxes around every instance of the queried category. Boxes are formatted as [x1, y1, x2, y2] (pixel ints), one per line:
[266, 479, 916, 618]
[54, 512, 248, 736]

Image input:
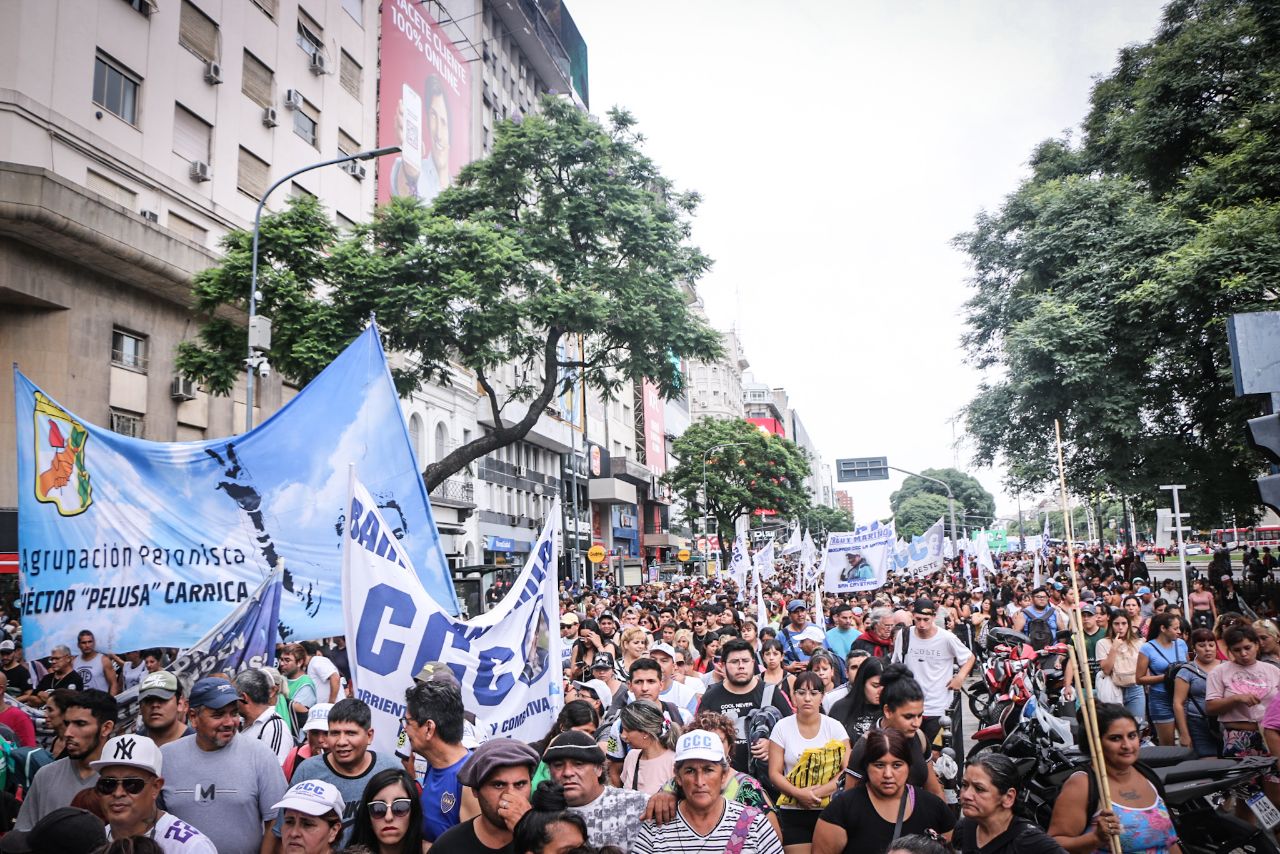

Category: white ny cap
[90, 734, 163, 776]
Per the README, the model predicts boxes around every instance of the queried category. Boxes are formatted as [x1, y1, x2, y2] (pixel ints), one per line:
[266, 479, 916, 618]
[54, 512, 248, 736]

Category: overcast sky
[569, 0, 1169, 524]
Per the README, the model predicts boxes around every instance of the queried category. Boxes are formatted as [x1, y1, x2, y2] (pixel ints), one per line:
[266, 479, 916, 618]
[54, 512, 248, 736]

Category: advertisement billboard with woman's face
[378, 0, 472, 206]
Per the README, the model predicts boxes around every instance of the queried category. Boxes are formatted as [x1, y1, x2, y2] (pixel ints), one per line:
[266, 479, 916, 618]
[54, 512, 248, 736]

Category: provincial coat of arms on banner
[32, 392, 92, 516]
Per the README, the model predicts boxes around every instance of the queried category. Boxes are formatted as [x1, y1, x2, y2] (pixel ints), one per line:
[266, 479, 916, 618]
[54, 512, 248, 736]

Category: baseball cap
[414, 661, 460, 687]
[273, 780, 346, 817]
[1080, 603, 1097, 616]
[912, 597, 937, 616]
[589, 652, 616, 671]
[647, 642, 677, 660]
[795, 625, 826, 644]
[674, 729, 725, 763]
[189, 676, 237, 709]
[301, 703, 334, 733]
[0, 807, 106, 854]
[138, 671, 178, 700]
[0, 641, 14, 652]
[852, 606, 864, 615]
[787, 599, 808, 612]
[560, 613, 580, 627]
[572, 679, 612, 704]
[1137, 586, 1152, 596]
[91, 734, 162, 776]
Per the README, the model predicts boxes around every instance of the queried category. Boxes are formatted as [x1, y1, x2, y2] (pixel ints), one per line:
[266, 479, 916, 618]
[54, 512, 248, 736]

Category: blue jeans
[1121, 684, 1146, 721]
[1186, 716, 1219, 757]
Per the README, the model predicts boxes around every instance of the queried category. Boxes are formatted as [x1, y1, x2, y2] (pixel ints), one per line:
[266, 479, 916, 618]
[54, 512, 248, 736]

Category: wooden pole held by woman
[1055, 419, 1122, 854]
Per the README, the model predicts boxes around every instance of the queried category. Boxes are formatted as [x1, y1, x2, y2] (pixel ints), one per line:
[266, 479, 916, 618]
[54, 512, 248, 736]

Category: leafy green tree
[665, 418, 812, 566]
[176, 98, 722, 490]
[895, 493, 951, 540]
[957, 0, 1280, 523]
[805, 505, 854, 537]
[889, 468, 996, 529]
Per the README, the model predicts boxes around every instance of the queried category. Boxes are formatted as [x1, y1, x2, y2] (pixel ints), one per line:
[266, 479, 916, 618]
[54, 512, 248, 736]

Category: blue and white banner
[822, 521, 896, 594]
[888, 518, 946, 577]
[343, 472, 562, 756]
[728, 534, 750, 602]
[13, 326, 458, 653]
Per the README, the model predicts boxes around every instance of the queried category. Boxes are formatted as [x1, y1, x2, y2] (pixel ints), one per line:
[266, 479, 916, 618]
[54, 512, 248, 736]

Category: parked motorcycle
[991, 696, 1280, 854]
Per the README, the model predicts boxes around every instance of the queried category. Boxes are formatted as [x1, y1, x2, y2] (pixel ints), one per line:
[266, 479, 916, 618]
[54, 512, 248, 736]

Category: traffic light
[1246, 413, 1280, 514]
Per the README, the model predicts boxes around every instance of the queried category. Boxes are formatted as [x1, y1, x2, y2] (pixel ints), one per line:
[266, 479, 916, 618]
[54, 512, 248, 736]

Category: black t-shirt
[36, 671, 82, 693]
[818, 785, 954, 854]
[432, 818, 513, 854]
[697, 680, 794, 772]
[952, 817, 1065, 854]
[847, 724, 931, 788]
[3, 664, 31, 695]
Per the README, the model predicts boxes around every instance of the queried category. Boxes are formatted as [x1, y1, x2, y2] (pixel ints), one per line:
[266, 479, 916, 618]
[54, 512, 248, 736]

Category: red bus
[1211, 526, 1280, 547]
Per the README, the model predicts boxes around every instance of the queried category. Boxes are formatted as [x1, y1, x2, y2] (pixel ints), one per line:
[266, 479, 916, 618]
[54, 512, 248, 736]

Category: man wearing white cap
[647, 642, 699, 715]
[284, 703, 332, 781]
[136, 672, 193, 748]
[273, 779, 345, 853]
[92, 733, 216, 853]
[631, 730, 782, 854]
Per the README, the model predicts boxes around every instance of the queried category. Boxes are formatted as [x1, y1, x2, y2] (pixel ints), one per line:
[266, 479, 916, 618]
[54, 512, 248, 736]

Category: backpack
[1023, 607, 1056, 650]
[8, 746, 54, 794]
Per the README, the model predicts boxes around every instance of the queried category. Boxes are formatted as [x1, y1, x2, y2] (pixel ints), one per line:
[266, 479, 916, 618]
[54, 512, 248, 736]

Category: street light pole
[243, 145, 401, 432]
[702, 442, 747, 572]
[1160, 485, 1192, 613]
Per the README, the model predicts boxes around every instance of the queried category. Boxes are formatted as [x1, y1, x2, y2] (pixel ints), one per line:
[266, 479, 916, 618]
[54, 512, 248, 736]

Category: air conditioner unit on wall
[340, 160, 365, 180]
[170, 376, 197, 401]
[309, 52, 328, 75]
[283, 89, 303, 109]
[140, 209, 159, 223]
[189, 160, 211, 182]
[512, 465, 526, 477]
[203, 60, 223, 85]
[262, 107, 278, 127]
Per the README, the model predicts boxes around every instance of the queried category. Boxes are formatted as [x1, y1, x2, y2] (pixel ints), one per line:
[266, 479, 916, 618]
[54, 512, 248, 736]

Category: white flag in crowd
[343, 470, 562, 756]
[781, 525, 802, 556]
[728, 534, 750, 602]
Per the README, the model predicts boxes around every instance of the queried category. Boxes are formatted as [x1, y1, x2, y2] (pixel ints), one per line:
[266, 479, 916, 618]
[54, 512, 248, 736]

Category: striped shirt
[244, 708, 291, 766]
[632, 799, 783, 854]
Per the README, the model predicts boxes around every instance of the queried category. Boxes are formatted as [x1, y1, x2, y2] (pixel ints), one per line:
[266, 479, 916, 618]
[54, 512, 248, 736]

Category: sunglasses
[369, 798, 414, 818]
[96, 776, 148, 796]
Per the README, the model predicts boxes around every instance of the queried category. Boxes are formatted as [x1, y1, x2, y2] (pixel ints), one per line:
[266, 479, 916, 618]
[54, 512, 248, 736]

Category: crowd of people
[0, 539, 1276, 854]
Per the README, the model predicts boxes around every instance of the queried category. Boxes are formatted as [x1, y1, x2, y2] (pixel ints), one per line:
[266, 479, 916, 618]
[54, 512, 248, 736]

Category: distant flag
[781, 525, 802, 556]
[728, 534, 750, 602]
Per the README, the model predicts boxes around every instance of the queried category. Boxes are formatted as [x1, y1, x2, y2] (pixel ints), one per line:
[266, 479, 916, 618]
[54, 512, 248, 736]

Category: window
[179, 0, 219, 63]
[167, 213, 207, 245]
[241, 51, 273, 108]
[337, 128, 359, 157]
[296, 8, 323, 57]
[92, 53, 139, 124]
[341, 0, 362, 25]
[335, 212, 355, 233]
[409, 413, 423, 461]
[111, 328, 148, 371]
[123, 0, 156, 16]
[86, 170, 137, 209]
[293, 97, 318, 147]
[172, 104, 211, 163]
[110, 409, 144, 438]
[250, 0, 276, 19]
[289, 182, 315, 200]
[339, 50, 361, 99]
[237, 146, 269, 198]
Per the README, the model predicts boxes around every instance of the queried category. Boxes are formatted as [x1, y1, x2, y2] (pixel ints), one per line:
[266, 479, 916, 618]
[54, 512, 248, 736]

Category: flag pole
[1056, 420, 1120, 854]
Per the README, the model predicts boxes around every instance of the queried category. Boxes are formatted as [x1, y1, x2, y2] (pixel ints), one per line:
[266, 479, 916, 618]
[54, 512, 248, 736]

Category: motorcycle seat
[1153, 757, 1240, 784]
[1139, 746, 1200, 767]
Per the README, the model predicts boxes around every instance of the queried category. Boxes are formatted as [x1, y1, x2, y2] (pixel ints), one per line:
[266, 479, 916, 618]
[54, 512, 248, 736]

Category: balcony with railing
[429, 477, 476, 511]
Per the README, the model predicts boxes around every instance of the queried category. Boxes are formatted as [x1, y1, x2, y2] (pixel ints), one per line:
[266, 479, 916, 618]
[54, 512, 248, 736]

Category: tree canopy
[665, 418, 812, 565]
[176, 98, 723, 489]
[806, 505, 854, 538]
[895, 493, 951, 541]
[957, 0, 1280, 523]
[889, 467, 996, 533]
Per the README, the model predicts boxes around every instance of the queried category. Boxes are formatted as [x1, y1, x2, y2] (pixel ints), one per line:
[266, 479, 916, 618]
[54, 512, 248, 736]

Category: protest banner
[343, 472, 562, 756]
[904, 518, 946, 576]
[114, 571, 282, 734]
[822, 521, 896, 594]
[13, 326, 458, 653]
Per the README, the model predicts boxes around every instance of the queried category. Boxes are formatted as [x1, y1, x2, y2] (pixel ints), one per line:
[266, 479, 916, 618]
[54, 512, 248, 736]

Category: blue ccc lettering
[351, 495, 546, 707]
